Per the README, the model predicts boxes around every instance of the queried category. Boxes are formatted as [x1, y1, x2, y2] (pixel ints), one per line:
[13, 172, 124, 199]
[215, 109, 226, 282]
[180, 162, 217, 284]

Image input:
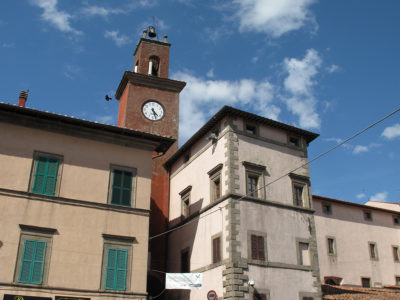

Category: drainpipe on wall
[18, 90, 28, 107]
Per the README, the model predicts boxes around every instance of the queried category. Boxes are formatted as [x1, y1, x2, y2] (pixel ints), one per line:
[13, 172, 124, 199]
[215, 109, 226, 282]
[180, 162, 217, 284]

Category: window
[322, 203, 332, 215]
[361, 277, 371, 288]
[394, 215, 400, 225]
[148, 56, 160, 76]
[101, 234, 134, 291]
[15, 225, 56, 285]
[327, 237, 336, 255]
[369, 242, 378, 260]
[243, 162, 266, 199]
[290, 174, 311, 208]
[253, 292, 267, 300]
[208, 164, 223, 202]
[294, 185, 303, 206]
[289, 136, 300, 147]
[245, 123, 258, 135]
[109, 166, 136, 207]
[180, 186, 192, 219]
[181, 248, 190, 272]
[212, 235, 221, 264]
[250, 234, 265, 261]
[393, 246, 399, 262]
[29, 152, 63, 196]
[364, 211, 372, 221]
[396, 276, 400, 286]
[297, 240, 310, 266]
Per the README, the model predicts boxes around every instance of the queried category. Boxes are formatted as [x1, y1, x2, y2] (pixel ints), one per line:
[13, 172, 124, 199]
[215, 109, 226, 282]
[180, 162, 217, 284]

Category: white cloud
[281, 49, 322, 129]
[382, 123, 400, 140]
[30, 0, 82, 35]
[356, 193, 366, 199]
[2, 42, 15, 48]
[95, 115, 115, 124]
[327, 64, 340, 73]
[174, 71, 279, 142]
[352, 143, 380, 155]
[81, 6, 125, 17]
[370, 191, 388, 202]
[104, 30, 131, 47]
[63, 64, 82, 80]
[353, 145, 368, 154]
[232, 0, 317, 37]
[206, 68, 214, 78]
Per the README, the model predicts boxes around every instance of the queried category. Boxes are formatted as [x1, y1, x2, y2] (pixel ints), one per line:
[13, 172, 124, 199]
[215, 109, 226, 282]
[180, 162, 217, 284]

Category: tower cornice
[115, 71, 186, 100]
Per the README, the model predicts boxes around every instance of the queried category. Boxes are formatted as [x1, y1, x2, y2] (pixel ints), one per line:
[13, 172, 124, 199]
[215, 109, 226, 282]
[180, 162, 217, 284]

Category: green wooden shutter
[111, 170, 132, 206]
[116, 250, 127, 290]
[33, 156, 58, 195]
[105, 248, 127, 290]
[19, 239, 46, 284]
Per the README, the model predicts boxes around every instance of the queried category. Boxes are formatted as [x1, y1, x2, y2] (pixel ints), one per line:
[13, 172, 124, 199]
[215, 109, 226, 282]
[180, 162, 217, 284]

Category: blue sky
[1, 0, 399, 204]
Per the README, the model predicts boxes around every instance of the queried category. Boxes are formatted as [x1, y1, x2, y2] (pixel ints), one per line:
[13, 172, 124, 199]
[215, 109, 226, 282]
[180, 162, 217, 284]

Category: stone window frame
[322, 203, 332, 215]
[180, 247, 190, 272]
[100, 234, 135, 291]
[179, 185, 192, 220]
[211, 232, 222, 264]
[392, 245, 400, 262]
[247, 230, 268, 263]
[251, 288, 270, 300]
[361, 277, 371, 288]
[363, 210, 373, 221]
[326, 236, 337, 256]
[298, 292, 317, 300]
[368, 241, 379, 261]
[289, 173, 311, 208]
[395, 276, 400, 286]
[28, 151, 64, 197]
[393, 215, 400, 226]
[288, 134, 303, 149]
[244, 121, 259, 136]
[107, 164, 138, 208]
[14, 225, 57, 285]
[296, 238, 311, 266]
[243, 162, 266, 199]
[208, 164, 223, 203]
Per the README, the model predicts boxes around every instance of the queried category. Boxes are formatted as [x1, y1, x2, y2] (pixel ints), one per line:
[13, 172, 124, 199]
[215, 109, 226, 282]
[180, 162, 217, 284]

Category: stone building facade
[314, 195, 400, 288]
[165, 107, 321, 299]
[0, 100, 173, 300]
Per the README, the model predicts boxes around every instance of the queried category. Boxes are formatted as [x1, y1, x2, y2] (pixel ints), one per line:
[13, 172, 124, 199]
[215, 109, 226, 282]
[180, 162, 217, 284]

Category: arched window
[134, 61, 139, 73]
[148, 56, 160, 76]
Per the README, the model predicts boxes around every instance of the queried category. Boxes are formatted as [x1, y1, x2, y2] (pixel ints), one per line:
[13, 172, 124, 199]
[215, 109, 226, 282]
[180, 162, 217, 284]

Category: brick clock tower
[115, 28, 186, 296]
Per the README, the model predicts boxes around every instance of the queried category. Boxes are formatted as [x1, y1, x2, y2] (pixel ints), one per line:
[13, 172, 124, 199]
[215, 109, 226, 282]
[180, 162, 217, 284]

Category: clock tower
[115, 27, 186, 294]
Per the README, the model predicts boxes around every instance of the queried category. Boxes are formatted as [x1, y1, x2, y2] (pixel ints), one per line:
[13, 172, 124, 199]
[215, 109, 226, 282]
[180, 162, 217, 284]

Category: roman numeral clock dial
[142, 101, 164, 121]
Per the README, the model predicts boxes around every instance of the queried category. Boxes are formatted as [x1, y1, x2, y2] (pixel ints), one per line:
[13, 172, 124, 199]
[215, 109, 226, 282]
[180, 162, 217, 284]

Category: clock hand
[151, 108, 158, 117]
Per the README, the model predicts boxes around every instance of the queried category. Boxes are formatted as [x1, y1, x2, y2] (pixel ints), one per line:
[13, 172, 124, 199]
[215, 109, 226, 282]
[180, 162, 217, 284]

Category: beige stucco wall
[237, 134, 310, 207]
[240, 201, 312, 264]
[169, 127, 228, 223]
[365, 201, 400, 212]
[314, 198, 400, 286]
[0, 122, 153, 298]
[0, 123, 152, 210]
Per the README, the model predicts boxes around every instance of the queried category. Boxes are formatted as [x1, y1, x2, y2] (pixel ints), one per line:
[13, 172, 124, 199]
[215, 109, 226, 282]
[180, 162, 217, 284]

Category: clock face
[142, 101, 164, 121]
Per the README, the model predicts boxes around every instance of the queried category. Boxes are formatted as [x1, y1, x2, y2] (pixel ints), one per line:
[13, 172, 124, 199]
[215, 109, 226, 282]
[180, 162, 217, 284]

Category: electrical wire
[149, 105, 400, 240]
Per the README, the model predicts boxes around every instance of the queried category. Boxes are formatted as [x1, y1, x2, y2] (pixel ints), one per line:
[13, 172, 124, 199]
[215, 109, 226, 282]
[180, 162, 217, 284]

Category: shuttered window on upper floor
[18, 239, 47, 284]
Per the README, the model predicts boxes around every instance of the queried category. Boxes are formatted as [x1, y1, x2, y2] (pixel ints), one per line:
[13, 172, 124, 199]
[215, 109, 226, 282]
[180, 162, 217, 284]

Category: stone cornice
[115, 71, 186, 99]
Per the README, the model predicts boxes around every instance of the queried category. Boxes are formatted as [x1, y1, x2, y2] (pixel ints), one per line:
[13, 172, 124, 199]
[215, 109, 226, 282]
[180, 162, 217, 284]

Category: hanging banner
[166, 273, 202, 289]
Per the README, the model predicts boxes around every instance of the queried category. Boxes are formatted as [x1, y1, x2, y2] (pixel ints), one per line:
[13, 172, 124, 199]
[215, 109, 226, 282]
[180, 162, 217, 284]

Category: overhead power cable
[149, 105, 400, 240]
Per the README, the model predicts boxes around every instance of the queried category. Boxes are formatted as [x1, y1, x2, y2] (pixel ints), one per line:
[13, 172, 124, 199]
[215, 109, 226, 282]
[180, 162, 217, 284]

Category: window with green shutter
[110, 167, 136, 207]
[18, 239, 47, 284]
[105, 248, 127, 291]
[31, 155, 61, 196]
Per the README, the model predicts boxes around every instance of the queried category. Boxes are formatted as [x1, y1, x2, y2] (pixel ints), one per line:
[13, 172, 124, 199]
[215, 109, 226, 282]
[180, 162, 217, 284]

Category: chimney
[18, 90, 28, 107]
